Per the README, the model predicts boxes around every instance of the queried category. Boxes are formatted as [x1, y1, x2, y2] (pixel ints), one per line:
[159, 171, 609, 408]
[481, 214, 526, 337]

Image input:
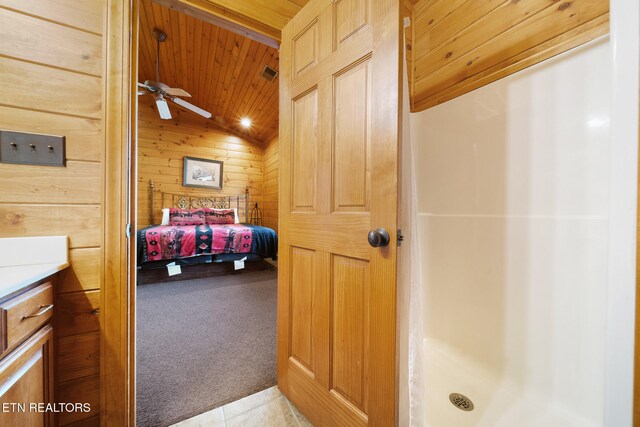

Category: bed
[137, 181, 277, 271]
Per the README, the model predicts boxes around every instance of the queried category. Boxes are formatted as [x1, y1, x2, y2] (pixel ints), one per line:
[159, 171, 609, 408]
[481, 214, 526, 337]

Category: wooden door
[278, 0, 401, 425]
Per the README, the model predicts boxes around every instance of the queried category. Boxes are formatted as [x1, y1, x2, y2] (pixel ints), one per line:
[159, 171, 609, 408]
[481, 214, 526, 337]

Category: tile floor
[171, 386, 313, 427]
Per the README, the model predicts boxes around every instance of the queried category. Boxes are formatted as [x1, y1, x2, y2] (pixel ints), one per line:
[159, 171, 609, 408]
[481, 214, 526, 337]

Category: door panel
[278, 0, 400, 425]
[333, 58, 372, 212]
[293, 21, 319, 78]
[331, 254, 370, 413]
[291, 89, 319, 212]
[290, 247, 316, 373]
[334, 0, 369, 48]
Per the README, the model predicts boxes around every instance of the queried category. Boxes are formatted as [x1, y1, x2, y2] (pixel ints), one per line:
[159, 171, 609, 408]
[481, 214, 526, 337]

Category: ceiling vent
[260, 65, 279, 82]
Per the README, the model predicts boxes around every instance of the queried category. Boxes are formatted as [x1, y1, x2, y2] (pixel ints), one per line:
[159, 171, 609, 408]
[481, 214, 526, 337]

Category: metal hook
[9, 142, 17, 150]
[48, 145, 54, 153]
[29, 144, 36, 152]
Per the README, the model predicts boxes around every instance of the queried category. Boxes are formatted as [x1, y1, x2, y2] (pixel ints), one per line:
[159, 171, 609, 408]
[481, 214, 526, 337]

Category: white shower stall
[400, 1, 640, 422]
[413, 37, 611, 427]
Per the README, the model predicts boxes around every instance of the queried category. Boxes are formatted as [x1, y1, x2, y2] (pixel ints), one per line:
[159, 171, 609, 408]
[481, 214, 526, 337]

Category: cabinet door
[0, 325, 54, 427]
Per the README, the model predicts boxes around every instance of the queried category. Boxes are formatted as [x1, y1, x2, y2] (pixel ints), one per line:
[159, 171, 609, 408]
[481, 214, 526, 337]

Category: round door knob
[368, 228, 390, 247]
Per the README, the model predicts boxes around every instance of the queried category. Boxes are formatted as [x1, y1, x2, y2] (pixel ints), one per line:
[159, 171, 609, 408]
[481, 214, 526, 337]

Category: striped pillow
[168, 208, 205, 226]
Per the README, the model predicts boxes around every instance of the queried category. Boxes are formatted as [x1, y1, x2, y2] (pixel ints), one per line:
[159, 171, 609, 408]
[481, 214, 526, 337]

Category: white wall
[604, 1, 640, 425]
[410, 38, 615, 426]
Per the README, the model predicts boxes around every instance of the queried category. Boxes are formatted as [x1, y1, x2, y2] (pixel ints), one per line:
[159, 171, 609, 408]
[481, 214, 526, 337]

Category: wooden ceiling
[139, 0, 290, 142]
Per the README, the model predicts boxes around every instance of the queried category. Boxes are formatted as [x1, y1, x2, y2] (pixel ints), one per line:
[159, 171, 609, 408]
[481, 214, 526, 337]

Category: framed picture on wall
[183, 156, 223, 190]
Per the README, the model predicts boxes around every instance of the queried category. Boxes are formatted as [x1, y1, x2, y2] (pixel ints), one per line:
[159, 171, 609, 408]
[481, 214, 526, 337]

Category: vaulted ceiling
[139, 0, 297, 142]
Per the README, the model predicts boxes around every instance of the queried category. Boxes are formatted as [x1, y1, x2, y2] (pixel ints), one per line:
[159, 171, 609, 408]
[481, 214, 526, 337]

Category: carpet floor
[136, 269, 278, 427]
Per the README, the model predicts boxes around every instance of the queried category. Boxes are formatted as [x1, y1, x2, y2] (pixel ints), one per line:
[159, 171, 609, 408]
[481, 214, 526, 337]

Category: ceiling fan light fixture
[240, 117, 252, 128]
[154, 94, 172, 120]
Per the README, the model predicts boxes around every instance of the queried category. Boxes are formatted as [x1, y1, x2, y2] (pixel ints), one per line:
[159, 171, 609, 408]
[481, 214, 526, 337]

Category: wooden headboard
[149, 180, 249, 225]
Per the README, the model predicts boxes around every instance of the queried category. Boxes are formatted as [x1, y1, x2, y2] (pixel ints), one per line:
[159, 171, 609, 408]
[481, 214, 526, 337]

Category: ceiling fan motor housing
[152, 28, 167, 42]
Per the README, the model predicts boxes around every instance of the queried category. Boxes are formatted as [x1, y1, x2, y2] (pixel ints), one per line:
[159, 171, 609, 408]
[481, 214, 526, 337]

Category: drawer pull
[22, 304, 54, 320]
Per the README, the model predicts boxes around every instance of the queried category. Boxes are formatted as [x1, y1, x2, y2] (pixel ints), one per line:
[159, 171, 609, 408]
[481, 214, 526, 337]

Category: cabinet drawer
[1, 282, 53, 351]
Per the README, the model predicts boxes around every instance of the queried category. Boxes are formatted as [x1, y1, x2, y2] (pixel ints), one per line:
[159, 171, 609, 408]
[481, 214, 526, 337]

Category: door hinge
[397, 229, 404, 246]
[125, 223, 131, 239]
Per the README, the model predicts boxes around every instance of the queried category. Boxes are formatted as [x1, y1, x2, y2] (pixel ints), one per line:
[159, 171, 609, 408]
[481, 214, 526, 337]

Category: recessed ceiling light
[240, 118, 252, 128]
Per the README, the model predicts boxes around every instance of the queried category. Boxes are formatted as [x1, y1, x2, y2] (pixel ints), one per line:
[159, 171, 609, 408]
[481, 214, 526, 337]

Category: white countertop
[0, 261, 70, 299]
[0, 236, 69, 299]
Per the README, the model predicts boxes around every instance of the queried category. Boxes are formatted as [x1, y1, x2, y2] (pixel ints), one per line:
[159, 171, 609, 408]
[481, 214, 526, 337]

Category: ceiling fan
[138, 28, 212, 120]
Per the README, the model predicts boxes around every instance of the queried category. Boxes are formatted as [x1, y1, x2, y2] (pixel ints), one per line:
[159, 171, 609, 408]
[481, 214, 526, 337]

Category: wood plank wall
[402, 0, 413, 95]
[137, 100, 265, 227]
[0, 0, 103, 424]
[262, 136, 279, 232]
[409, 0, 609, 111]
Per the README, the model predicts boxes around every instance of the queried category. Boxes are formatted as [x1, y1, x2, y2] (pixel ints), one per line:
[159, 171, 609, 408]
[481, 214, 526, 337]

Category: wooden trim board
[152, 0, 280, 48]
[102, 0, 134, 425]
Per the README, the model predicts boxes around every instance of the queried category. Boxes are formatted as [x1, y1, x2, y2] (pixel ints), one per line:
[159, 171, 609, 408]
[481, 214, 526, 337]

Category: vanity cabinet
[0, 276, 56, 426]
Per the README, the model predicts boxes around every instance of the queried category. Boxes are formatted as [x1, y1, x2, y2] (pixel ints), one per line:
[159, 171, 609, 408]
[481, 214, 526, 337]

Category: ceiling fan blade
[164, 87, 191, 98]
[154, 94, 172, 120]
[137, 82, 153, 96]
[170, 97, 212, 119]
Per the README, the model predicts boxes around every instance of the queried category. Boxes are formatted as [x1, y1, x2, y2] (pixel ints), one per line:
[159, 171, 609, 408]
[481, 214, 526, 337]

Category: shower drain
[449, 393, 474, 411]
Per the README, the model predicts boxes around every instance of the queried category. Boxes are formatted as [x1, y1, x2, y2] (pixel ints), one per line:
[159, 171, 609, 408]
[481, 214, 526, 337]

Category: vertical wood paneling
[410, 0, 609, 111]
[137, 99, 265, 227]
[0, 1, 105, 424]
[263, 135, 279, 232]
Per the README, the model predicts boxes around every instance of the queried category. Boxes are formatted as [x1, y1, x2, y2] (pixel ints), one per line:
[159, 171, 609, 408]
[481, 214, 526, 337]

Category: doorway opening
[134, 1, 280, 425]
